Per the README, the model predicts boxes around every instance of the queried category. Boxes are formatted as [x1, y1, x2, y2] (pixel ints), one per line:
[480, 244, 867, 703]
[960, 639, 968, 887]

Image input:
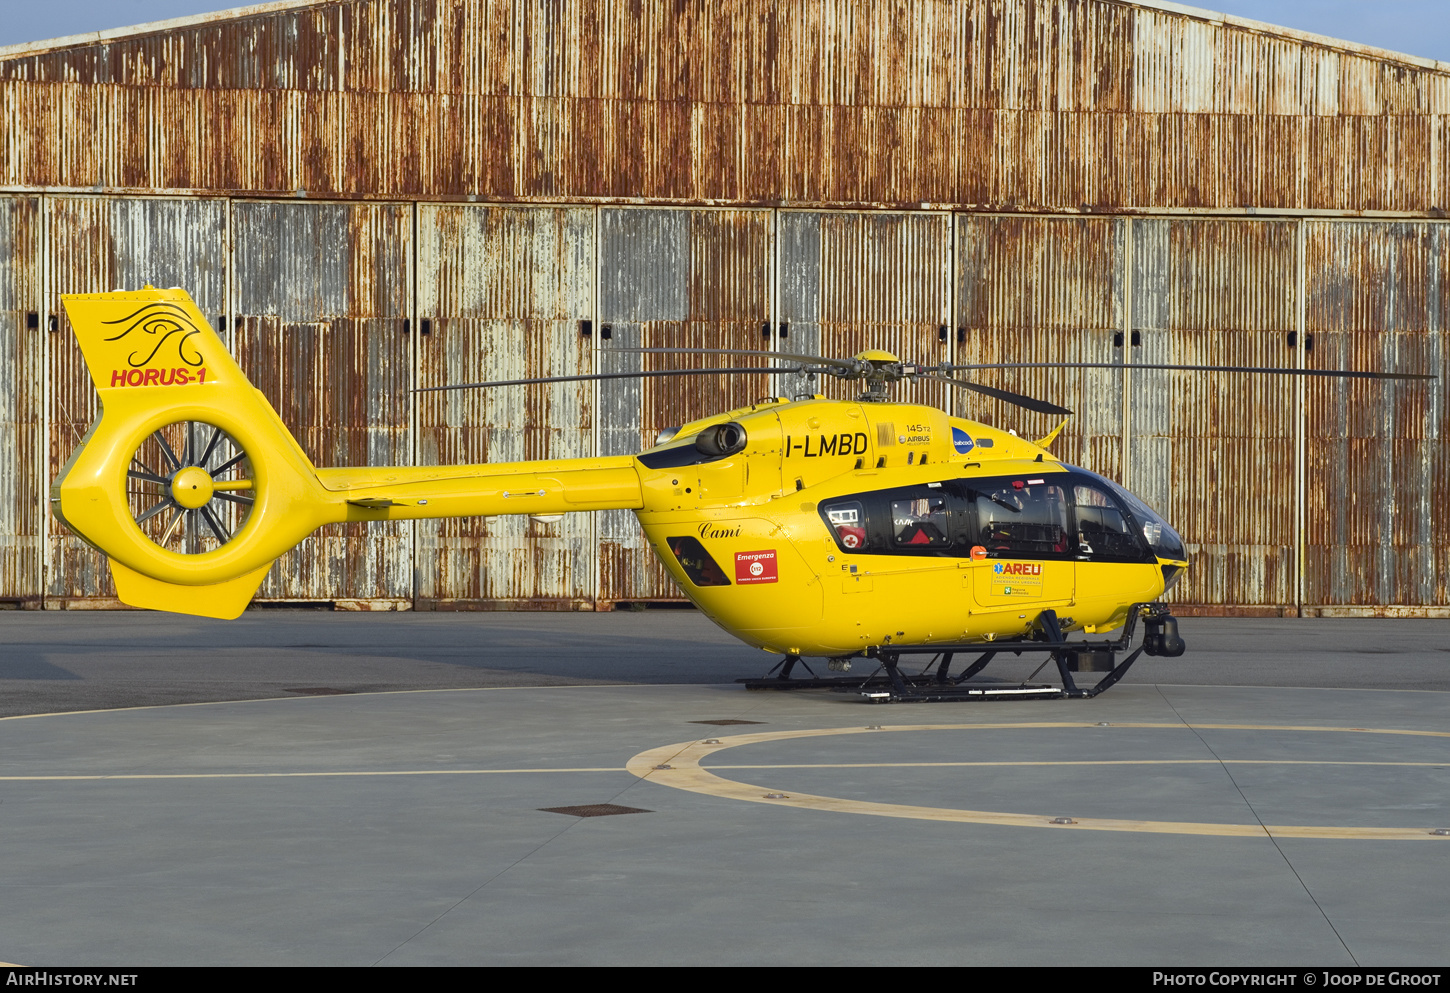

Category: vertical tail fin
[55, 287, 331, 618]
[57, 286, 647, 619]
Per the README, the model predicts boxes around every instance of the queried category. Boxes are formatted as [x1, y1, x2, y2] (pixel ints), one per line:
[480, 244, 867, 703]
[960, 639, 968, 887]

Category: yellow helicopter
[52, 287, 1430, 701]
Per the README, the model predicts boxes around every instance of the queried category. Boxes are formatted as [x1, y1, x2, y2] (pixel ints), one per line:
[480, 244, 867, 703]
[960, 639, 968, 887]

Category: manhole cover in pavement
[539, 804, 653, 818]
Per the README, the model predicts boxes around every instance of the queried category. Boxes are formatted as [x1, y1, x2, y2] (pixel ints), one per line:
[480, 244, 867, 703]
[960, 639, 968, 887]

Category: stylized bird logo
[101, 303, 205, 368]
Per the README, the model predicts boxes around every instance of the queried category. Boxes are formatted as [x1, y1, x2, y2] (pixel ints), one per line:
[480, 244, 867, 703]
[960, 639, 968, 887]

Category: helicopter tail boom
[315, 459, 644, 521]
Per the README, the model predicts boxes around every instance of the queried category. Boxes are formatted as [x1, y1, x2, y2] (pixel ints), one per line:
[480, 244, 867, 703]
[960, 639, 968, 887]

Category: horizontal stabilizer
[109, 559, 274, 620]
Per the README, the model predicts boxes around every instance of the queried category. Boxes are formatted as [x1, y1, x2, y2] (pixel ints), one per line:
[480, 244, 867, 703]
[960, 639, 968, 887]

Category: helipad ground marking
[625, 723, 1450, 840]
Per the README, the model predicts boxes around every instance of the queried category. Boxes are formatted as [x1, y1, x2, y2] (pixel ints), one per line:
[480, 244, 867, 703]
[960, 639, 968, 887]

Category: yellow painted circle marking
[170, 465, 214, 509]
[625, 722, 1450, 840]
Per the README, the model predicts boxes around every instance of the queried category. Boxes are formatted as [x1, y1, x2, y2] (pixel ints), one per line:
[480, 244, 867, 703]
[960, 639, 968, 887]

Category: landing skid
[738, 603, 1184, 702]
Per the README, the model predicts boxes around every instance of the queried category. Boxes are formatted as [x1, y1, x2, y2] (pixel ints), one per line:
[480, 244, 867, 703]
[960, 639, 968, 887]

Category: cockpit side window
[1063, 464, 1187, 562]
[1071, 482, 1149, 561]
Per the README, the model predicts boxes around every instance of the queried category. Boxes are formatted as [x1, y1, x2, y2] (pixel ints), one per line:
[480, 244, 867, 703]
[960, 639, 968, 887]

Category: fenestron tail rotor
[126, 420, 254, 555]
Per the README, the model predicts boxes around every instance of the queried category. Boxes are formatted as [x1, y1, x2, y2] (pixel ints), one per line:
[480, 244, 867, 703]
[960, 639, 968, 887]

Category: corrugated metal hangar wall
[0, 0, 1446, 615]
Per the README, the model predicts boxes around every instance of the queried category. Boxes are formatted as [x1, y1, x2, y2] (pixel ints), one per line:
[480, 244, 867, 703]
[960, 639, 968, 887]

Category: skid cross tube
[864, 604, 1160, 702]
[739, 603, 1172, 701]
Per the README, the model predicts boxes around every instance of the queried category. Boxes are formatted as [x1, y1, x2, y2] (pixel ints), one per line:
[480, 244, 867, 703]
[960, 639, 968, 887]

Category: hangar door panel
[954, 215, 1126, 482]
[598, 208, 772, 603]
[0, 197, 42, 600]
[777, 211, 950, 409]
[232, 201, 413, 602]
[416, 205, 596, 605]
[1128, 218, 1298, 610]
[46, 197, 228, 601]
[1304, 222, 1447, 607]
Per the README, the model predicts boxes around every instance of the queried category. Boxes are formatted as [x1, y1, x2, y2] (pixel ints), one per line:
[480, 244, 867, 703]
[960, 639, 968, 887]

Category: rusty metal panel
[1130, 10, 1222, 115]
[0, 196, 42, 599]
[954, 213, 1126, 481]
[1440, 114, 1450, 214]
[1304, 221, 1448, 607]
[46, 196, 229, 600]
[1127, 217, 1298, 609]
[51, 83, 349, 197]
[1130, 112, 1308, 211]
[1304, 114, 1433, 214]
[0, 0, 1445, 214]
[778, 210, 949, 406]
[232, 199, 413, 601]
[0, 5, 344, 90]
[416, 203, 596, 605]
[0, 81, 62, 187]
[598, 207, 772, 602]
[1126, 7, 1438, 213]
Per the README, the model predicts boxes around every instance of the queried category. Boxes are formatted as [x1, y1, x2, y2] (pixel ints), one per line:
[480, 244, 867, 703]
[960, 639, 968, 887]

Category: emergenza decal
[952, 427, 975, 454]
[735, 549, 778, 584]
[785, 433, 869, 458]
[102, 302, 206, 368]
[994, 562, 1042, 576]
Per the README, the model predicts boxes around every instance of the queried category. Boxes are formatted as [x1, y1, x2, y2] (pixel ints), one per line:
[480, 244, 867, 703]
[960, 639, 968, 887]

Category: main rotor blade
[615, 347, 863, 372]
[921, 374, 1074, 415]
[415, 366, 817, 392]
[940, 362, 1435, 381]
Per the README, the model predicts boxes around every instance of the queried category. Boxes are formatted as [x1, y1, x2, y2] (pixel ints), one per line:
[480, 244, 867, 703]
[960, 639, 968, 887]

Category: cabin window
[822, 500, 867, 551]
[821, 486, 962, 556]
[973, 479, 1071, 556]
[890, 495, 949, 548]
[818, 470, 1170, 563]
[665, 536, 730, 586]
